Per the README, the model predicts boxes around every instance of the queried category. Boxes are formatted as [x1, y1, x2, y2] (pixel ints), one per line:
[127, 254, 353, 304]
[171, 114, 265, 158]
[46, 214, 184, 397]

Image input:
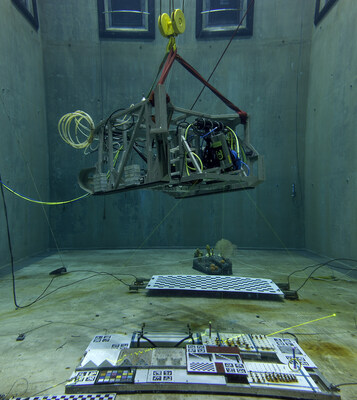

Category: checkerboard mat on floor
[12, 395, 116, 400]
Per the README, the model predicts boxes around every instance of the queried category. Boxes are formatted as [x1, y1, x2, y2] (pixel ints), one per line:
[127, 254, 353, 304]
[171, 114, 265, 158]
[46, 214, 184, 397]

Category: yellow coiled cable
[58, 110, 95, 150]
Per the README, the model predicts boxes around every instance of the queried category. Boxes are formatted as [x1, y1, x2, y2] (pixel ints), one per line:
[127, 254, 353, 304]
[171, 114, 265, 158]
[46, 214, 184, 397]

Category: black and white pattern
[71, 371, 98, 385]
[186, 347, 217, 373]
[188, 361, 216, 372]
[13, 395, 116, 400]
[146, 275, 283, 295]
[223, 362, 247, 375]
[186, 344, 206, 353]
[148, 369, 174, 382]
[86, 334, 131, 351]
[284, 355, 313, 368]
[93, 335, 111, 343]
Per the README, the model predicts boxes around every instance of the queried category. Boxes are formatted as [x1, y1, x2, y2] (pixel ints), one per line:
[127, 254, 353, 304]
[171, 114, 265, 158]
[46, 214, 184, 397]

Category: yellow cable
[267, 313, 337, 336]
[2, 182, 90, 205]
[107, 145, 123, 179]
[58, 110, 95, 150]
[184, 125, 203, 172]
[186, 152, 203, 176]
[184, 123, 193, 140]
[204, 313, 337, 344]
[226, 126, 240, 158]
[184, 123, 194, 175]
[113, 146, 123, 165]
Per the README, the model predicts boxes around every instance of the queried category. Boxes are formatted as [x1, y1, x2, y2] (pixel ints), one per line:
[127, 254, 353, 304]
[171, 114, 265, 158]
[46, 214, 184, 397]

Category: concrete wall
[40, 0, 314, 250]
[0, 1, 49, 268]
[1, 0, 353, 260]
[305, 0, 357, 259]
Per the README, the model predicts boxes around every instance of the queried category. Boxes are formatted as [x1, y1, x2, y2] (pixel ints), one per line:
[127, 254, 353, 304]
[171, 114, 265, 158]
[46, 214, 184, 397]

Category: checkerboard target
[146, 275, 283, 295]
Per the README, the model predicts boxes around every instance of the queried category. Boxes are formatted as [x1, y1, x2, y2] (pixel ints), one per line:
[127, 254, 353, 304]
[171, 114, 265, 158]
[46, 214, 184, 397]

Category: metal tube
[181, 135, 202, 173]
[114, 105, 145, 189]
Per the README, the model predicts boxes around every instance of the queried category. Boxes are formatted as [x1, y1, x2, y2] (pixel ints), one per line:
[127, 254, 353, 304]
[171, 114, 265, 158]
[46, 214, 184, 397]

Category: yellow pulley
[158, 13, 174, 37]
[158, 9, 186, 38]
[171, 9, 186, 35]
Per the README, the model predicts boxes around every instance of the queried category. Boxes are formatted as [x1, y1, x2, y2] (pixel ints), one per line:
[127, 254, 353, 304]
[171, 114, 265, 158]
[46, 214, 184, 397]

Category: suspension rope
[190, 0, 255, 110]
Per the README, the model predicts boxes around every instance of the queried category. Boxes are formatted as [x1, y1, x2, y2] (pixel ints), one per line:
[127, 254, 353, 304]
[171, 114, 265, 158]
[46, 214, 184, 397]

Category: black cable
[16, 276, 58, 309]
[133, 144, 148, 163]
[287, 258, 357, 285]
[331, 382, 357, 389]
[282, 332, 299, 344]
[27, 274, 118, 304]
[5, 378, 29, 398]
[22, 321, 53, 335]
[190, 0, 255, 110]
[174, 334, 194, 347]
[0, 226, 137, 310]
[27, 271, 135, 304]
[69, 269, 137, 285]
[31, 380, 69, 396]
[112, 113, 135, 132]
[0, 172, 21, 309]
[288, 258, 357, 292]
[147, 51, 170, 98]
[140, 335, 157, 348]
[137, 333, 157, 348]
[104, 108, 135, 134]
[1, 173, 110, 310]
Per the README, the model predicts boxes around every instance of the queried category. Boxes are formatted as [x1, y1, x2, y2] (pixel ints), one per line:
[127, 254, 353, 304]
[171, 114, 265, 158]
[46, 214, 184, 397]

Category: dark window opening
[196, 0, 253, 39]
[110, 0, 143, 28]
[97, 0, 155, 39]
[207, 0, 241, 26]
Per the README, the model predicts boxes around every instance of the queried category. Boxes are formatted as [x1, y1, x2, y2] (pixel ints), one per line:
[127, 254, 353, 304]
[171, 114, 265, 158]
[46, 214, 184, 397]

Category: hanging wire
[1, 181, 90, 205]
[191, 0, 255, 110]
[0, 93, 67, 271]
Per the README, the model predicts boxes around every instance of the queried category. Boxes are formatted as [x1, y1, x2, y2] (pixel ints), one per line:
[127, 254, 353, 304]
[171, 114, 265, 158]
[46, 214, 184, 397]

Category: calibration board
[64, 329, 340, 399]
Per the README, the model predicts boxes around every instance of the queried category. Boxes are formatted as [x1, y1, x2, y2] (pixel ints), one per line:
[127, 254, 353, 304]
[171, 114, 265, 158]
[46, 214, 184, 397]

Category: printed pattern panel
[149, 369, 174, 382]
[269, 337, 317, 369]
[223, 362, 247, 375]
[146, 275, 283, 295]
[69, 371, 99, 385]
[87, 334, 130, 351]
[186, 345, 247, 375]
[244, 362, 321, 392]
[134, 368, 226, 384]
[14, 395, 115, 400]
[189, 361, 217, 372]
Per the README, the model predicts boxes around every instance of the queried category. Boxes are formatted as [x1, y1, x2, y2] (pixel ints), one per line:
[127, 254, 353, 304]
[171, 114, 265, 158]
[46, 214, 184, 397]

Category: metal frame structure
[79, 84, 264, 199]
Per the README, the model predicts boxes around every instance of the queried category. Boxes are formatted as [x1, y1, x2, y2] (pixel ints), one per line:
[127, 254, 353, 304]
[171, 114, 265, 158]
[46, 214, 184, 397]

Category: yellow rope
[1, 182, 90, 205]
[267, 313, 337, 336]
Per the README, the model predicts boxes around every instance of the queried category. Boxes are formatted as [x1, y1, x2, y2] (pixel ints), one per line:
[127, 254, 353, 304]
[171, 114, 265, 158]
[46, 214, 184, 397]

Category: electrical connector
[16, 333, 26, 341]
[284, 290, 299, 300]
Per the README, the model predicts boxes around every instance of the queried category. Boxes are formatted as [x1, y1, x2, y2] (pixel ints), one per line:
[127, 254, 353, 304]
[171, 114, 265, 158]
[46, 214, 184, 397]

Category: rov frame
[79, 84, 264, 199]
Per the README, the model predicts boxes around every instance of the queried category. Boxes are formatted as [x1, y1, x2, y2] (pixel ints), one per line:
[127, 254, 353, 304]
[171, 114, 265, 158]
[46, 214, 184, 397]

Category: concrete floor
[1, 249, 357, 400]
